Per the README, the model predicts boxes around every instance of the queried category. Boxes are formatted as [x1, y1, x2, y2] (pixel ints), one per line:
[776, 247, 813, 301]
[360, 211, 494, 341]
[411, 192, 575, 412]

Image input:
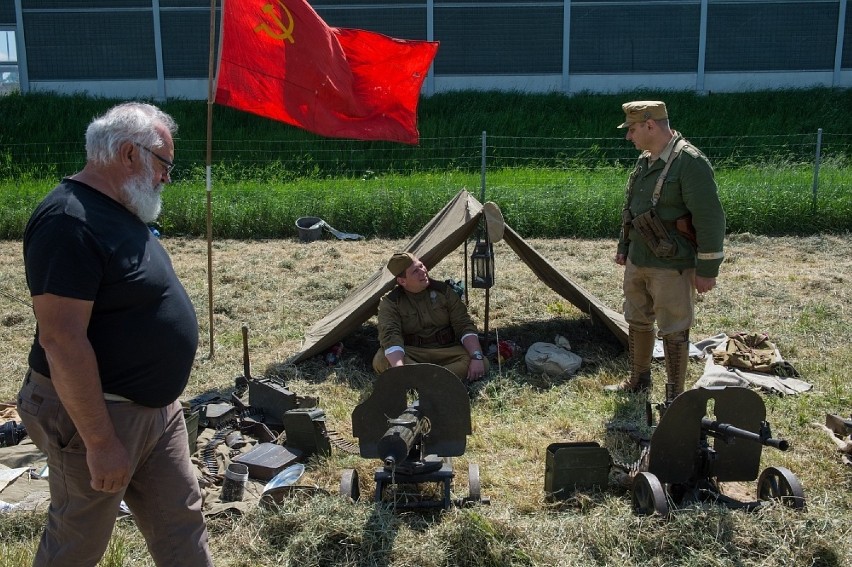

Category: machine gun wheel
[757, 466, 805, 509]
[339, 468, 360, 502]
[454, 463, 490, 507]
[467, 463, 481, 503]
[631, 472, 669, 517]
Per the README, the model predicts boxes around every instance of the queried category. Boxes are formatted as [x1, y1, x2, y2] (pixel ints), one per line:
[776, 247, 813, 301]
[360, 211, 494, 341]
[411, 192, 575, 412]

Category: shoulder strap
[650, 138, 687, 206]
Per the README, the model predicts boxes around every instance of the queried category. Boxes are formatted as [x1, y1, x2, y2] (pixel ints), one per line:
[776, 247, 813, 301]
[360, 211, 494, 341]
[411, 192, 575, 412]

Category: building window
[0, 30, 18, 94]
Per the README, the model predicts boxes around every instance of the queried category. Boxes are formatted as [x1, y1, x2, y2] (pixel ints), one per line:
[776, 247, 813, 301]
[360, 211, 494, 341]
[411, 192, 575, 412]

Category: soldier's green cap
[387, 252, 415, 277]
[618, 100, 668, 128]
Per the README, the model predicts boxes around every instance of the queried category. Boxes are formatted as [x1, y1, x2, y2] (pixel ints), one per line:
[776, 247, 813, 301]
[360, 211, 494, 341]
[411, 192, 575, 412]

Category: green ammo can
[544, 442, 612, 500]
[282, 408, 332, 458]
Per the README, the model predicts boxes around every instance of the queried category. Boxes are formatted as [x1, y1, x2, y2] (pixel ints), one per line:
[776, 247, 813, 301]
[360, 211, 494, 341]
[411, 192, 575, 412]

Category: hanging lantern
[470, 237, 495, 289]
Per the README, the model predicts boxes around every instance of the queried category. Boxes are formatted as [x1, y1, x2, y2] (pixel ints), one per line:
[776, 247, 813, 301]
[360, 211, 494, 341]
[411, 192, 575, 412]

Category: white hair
[84, 102, 177, 166]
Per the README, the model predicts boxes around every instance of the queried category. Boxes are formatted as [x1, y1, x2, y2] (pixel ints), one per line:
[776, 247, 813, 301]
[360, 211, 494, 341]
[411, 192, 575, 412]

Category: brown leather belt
[404, 326, 455, 348]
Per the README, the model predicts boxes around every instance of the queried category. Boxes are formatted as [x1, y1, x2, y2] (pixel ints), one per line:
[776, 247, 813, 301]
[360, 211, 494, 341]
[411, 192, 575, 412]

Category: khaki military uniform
[373, 279, 486, 379]
[618, 131, 726, 333]
[609, 127, 726, 400]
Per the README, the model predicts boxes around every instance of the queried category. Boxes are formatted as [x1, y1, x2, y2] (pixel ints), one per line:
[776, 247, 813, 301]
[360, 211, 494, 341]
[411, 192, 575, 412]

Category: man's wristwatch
[470, 350, 484, 360]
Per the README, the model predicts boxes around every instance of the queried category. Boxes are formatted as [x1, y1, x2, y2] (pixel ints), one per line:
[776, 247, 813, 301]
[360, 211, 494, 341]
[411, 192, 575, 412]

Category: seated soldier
[372, 252, 489, 382]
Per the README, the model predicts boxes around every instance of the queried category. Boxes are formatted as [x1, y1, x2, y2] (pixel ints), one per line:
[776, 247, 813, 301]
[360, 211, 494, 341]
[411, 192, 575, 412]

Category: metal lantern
[470, 237, 495, 289]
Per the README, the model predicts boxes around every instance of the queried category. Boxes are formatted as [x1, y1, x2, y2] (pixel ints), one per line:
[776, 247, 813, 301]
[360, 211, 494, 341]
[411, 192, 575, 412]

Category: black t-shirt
[24, 179, 198, 408]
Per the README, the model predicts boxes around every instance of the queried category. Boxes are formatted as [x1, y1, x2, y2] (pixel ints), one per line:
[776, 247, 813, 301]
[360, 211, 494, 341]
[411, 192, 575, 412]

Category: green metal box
[282, 408, 332, 458]
[248, 376, 299, 427]
[544, 442, 611, 499]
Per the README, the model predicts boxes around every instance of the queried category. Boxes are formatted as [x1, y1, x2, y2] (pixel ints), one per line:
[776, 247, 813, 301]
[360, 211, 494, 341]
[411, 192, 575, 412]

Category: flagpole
[204, 0, 217, 359]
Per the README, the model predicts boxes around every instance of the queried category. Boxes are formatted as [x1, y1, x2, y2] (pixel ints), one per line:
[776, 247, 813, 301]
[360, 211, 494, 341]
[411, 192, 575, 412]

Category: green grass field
[1, 89, 852, 566]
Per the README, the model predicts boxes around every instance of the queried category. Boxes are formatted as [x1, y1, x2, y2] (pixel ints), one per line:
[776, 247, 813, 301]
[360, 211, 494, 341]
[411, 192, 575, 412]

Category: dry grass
[2, 233, 852, 566]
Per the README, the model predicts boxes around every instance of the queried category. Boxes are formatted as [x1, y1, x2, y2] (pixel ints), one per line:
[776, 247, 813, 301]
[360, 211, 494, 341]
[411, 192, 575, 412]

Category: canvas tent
[287, 189, 628, 364]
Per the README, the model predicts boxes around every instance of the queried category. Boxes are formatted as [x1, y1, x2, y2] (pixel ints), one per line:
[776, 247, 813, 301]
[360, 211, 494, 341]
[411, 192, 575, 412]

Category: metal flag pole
[204, 0, 218, 358]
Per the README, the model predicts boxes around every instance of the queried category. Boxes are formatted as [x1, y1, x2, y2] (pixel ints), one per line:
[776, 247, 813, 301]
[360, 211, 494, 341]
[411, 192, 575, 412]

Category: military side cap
[387, 252, 415, 276]
[618, 100, 668, 128]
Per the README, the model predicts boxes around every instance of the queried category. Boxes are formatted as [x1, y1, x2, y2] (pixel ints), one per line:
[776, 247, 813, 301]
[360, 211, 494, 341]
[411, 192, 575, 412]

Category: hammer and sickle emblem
[254, 1, 295, 44]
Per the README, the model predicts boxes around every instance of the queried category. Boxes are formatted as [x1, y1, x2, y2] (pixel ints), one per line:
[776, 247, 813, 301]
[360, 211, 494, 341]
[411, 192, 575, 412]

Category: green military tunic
[373, 279, 482, 379]
[617, 132, 726, 277]
[377, 279, 477, 350]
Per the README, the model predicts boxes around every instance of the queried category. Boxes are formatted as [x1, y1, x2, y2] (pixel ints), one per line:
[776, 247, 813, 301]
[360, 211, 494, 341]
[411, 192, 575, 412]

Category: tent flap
[501, 225, 628, 346]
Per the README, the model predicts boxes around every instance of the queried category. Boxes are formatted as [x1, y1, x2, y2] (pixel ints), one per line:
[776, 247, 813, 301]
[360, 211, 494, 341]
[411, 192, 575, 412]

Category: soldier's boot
[604, 328, 655, 393]
[663, 329, 690, 403]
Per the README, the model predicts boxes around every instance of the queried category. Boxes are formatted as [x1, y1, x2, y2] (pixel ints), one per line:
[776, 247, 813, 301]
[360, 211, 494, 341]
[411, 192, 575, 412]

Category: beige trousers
[622, 258, 695, 336]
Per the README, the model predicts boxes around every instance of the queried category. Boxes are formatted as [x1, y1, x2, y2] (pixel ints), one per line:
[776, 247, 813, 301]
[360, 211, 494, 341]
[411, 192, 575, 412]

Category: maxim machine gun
[339, 364, 487, 509]
[624, 386, 805, 516]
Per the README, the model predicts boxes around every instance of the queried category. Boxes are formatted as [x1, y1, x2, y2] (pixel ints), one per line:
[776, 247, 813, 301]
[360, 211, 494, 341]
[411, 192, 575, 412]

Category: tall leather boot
[663, 329, 690, 403]
[605, 328, 655, 393]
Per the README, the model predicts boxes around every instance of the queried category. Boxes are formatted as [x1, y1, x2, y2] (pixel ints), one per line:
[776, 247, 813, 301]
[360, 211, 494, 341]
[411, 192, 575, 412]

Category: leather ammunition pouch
[631, 208, 676, 258]
[674, 214, 697, 247]
[621, 137, 690, 256]
[404, 326, 456, 348]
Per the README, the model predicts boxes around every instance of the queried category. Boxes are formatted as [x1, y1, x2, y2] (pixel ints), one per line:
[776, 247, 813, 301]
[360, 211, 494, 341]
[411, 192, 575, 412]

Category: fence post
[480, 131, 487, 203]
[812, 128, 822, 212]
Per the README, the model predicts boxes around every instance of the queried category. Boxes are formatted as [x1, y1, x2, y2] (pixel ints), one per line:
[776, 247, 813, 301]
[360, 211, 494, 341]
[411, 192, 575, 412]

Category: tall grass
[1, 89, 851, 238]
[2, 164, 848, 239]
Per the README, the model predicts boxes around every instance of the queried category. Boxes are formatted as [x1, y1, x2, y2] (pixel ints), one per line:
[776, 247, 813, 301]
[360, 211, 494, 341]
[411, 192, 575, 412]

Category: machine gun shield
[345, 364, 484, 509]
[352, 364, 472, 459]
[649, 386, 766, 483]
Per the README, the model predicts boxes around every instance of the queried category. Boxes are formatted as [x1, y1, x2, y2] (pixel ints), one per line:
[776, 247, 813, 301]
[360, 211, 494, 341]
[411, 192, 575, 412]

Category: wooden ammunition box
[233, 442, 303, 481]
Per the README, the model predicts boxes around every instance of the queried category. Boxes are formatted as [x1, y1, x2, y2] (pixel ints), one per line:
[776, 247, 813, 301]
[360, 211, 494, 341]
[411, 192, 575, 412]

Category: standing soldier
[605, 101, 726, 402]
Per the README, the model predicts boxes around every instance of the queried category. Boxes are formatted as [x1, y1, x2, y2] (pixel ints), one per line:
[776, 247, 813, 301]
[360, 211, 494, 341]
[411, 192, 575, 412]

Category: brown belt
[404, 326, 455, 348]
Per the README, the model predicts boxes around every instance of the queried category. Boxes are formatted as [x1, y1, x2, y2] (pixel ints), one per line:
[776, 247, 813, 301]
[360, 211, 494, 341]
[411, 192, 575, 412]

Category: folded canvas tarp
[286, 189, 627, 364]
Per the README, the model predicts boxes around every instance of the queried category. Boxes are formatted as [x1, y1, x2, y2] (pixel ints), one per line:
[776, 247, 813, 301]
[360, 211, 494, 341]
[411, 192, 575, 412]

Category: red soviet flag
[215, 0, 439, 144]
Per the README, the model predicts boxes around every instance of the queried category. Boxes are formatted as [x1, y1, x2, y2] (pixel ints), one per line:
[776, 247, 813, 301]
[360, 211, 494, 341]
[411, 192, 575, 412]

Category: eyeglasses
[134, 143, 175, 176]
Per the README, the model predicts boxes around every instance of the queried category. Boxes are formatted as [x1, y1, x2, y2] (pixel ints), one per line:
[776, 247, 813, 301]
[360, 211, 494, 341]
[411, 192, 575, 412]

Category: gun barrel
[377, 406, 422, 466]
[701, 418, 789, 451]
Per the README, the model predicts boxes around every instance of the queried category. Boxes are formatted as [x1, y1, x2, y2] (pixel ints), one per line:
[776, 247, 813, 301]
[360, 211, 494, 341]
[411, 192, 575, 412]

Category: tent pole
[484, 288, 490, 345]
[480, 130, 490, 346]
[464, 240, 469, 304]
[480, 130, 486, 203]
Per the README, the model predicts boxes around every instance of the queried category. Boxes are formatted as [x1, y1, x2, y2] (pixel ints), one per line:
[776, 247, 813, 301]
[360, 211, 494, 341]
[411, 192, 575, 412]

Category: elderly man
[373, 252, 489, 382]
[17, 102, 213, 566]
[605, 100, 726, 402]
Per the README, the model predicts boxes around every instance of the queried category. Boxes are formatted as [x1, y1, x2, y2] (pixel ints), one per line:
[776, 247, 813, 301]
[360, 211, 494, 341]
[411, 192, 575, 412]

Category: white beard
[121, 163, 163, 223]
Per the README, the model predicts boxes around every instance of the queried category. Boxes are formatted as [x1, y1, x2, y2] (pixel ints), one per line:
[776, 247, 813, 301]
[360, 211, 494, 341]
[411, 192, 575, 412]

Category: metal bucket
[295, 217, 322, 242]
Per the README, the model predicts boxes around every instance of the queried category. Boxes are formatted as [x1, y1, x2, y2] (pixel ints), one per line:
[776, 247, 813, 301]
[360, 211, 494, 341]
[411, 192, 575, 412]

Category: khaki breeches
[372, 345, 489, 380]
[622, 258, 695, 336]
